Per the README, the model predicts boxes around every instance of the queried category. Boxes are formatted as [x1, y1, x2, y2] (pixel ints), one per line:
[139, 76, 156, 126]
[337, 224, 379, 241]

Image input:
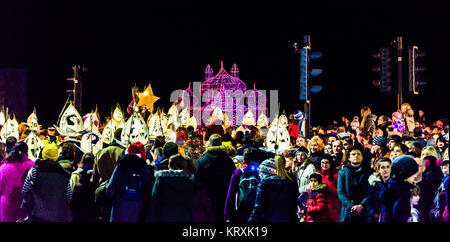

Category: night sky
[1, 0, 448, 128]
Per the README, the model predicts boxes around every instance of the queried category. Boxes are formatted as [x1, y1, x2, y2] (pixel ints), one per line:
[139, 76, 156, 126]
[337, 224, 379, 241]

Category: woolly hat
[233, 155, 244, 164]
[163, 142, 179, 158]
[391, 155, 419, 180]
[373, 136, 388, 148]
[127, 141, 146, 160]
[294, 110, 304, 120]
[295, 146, 310, 157]
[42, 144, 59, 161]
[259, 158, 277, 176]
[207, 134, 222, 147]
[309, 173, 323, 184]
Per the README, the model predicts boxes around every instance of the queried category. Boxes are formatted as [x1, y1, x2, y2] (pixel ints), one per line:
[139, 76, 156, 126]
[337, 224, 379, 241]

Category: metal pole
[397, 36, 403, 110]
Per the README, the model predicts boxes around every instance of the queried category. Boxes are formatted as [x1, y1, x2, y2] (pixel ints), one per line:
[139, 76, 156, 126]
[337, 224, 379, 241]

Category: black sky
[0, 0, 448, 127]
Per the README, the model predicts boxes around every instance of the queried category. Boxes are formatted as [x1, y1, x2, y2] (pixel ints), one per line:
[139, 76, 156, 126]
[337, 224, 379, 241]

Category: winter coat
[22, 159, 72, 222]
[311, 151, 324, 171]
[417, 164, 443, 222]
[91, 141, 125, 185]
[106, 154, 155, 222]
[380, 177, 416, 222]
[248, 175, 299, 222]
[224, 167, 260, 222]
[69, 165, 99, 222]
[319, 168, 340, 222]
[337, 163, 372, 222]
[293, 161, 316, 196]
[288, 122, 299, 139]
[366, 173, 388, 222]
[194, 145, 236, 222]
[147, 169, 194, 222]
[0, 158, 35, 222]
[306, 183, 328, 222]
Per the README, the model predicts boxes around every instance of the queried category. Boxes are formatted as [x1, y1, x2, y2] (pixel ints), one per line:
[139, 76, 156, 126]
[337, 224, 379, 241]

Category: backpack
[122, 172, 143, 201]
[236, 169, 259, 211]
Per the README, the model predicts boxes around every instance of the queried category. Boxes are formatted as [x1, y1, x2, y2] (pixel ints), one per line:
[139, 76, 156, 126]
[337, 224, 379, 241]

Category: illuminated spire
[231, 63, 239, 78]
[205, 64, 214, 80]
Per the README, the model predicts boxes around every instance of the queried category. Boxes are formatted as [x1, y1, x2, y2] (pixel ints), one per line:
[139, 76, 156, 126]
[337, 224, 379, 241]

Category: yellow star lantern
[137, 83, 160, 113]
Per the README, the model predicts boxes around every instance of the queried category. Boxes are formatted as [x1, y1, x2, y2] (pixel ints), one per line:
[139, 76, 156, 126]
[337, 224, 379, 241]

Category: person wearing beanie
[416, 155, 443, 222]
[337, 146, 373, 222]
[306, 172, 329, 222]
[367, 157, 392, 222]
[371, 136, 388, 172]
[232, 155, 244, 169]
[318, 154, 340, 222]
[194, 133, 236, 222]
[155, 142, 179, 171]
[204, 118, 224, 142]
[292, 145, 316, 206]
[106, 141, 155, 222]
[224, 147, 260, 222]
[249, 156, 299, 222]
[379, 155, 419, 222]
[22, 143, 72, 222]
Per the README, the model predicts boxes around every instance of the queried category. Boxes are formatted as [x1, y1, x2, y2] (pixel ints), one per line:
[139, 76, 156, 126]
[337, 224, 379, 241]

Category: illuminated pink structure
[179, 61, 268, 127]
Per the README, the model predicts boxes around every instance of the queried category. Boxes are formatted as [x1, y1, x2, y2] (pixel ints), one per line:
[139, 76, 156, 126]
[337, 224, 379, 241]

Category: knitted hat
[294, 110, 304, 120]
[127, 141, 146, 160]
[207, 134, 222, 147]
[373, 136, 388, 148]
[163, 142, 179, 158]
[309, 173, 323, 184]
[295, 146, 310, 157]
[259, 158, 277, 176]
[391, 155, 419, 180]
[42, 144, 59, 161]
[233, 155, 244, 164]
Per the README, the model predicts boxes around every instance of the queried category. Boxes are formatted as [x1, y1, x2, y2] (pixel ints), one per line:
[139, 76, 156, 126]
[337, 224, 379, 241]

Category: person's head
[418, 110, 425, 117]
[410, 185, 421, 206]
[153, 135, 166, 149]
[5, 136, 18, 154]
[401, 103, 412, 115]
[332, 140, 343, 155]
[377, 115, 390, 126]
[80, 152, 95, 166]
[309, 173, 323, 189]
[326, 134, 338, 145]
[296, 136, 307, 147]
[127, 141, 146, 160]
[319, 154, 334, 172]
[41, 144, 59, 161]
[243, 147, 259, 164]
[388, 135, 402, 151]
[153, 147, 163, 159]
[420, 146, 438, 160]
[391, 155, 419, 184]
[47, 127, 56, 137]
[259, 158, 277, 179]
[440, 160, 449, 176]
[6, 142, 29, 162]
[413, 127, 423, 138]
[372, 136, 388, 155]
[348, 146, 364, 167]
[342, 137, 354, 151]
[390, 143, 408, 161]
[436, 136, 447, 149]
[163, 142, 179, 158]
[361, 106, 371, 117]
[307, 136, 324, 154]
[168, 154, 186, 171]
[206, 134, 222, 148]
[377, 158, 392, 180]
[274, 155, 292, 181]
[324, 144, 332, 154]
[406, 141, 422, 157]
[233, 155, 244, 169]
[61, 142, 76, 160]
[294, 146, 309, 164]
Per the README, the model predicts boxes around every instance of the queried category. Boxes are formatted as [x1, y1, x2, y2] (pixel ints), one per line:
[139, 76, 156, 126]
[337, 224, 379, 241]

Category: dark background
[0, 0, 448, 128]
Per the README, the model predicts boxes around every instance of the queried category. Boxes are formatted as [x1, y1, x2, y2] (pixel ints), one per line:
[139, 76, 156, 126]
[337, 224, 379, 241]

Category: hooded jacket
[194, 145, 236, 222]
[248, 175, 299, 222]
[147, 169, 194, 222]
[306, 183, 328, 222]
[366, 173, 389, 222]
[106, 154, 155, 222]
[380, 176, 416, 222]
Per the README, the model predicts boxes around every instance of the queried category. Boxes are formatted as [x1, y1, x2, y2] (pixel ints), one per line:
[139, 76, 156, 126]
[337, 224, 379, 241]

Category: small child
[306, 173, 328, 222]
[407, 186, 421, 222]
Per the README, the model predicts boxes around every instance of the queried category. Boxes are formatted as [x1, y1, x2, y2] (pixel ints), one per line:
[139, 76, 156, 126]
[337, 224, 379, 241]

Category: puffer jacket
[319, 168, 340, 222]
[106, 154, 155, 222]
[248, 175, 299, 222]
[147, 169, 194, 222]
[306, 183, 328, 222]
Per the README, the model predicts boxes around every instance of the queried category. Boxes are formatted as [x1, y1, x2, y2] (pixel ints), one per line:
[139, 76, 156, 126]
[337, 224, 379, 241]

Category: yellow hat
[42, 144, 59, 161]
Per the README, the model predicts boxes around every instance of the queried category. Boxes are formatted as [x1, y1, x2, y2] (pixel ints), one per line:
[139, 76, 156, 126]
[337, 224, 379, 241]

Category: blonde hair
[274, 155, 293, 181]
[307, 136, 325, 152]
[421, 146, 439, 159]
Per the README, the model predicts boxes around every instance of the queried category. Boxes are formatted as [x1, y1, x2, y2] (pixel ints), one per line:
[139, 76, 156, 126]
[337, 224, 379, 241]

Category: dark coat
[194, 145, 236, 222]
[106, 154, 155, 222]
[380, 177, 416, 222]
[366, 173, 388, 222]
[147, 169, 194, 222]
[337, 163, 372, 222]
[306, 183, 328, 222]
[417, 164, 443, 222]
[248, 175, 299, 222]
[69, 165, 99, 222]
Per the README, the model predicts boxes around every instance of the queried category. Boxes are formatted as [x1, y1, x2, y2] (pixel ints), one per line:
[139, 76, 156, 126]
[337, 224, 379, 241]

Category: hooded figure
[416, 155, 443, 221]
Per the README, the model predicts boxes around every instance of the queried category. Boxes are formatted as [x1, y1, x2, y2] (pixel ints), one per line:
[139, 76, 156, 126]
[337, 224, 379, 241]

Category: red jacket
[288, 121, 300, 139]
[319, 168, 341, 222]
[306, 184, 328, 222]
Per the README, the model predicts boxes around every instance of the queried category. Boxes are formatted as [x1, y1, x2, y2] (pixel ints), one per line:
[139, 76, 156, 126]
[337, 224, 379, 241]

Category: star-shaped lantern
[137, 83, 160, 113]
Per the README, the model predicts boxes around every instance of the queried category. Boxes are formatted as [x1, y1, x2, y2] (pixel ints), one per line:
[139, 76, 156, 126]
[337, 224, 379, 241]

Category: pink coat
[0, 159, 35, 222]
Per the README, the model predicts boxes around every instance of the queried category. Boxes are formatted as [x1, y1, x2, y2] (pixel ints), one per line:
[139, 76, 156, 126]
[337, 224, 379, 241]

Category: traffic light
[297, 35, 323, 101]
[371, 47, 392, 93]
[408, 46, 426, 94]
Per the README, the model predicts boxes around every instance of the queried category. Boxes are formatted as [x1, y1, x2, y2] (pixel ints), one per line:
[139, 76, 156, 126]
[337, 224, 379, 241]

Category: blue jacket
[380, 177, 416, 222]
[248, 175, 299, 222]
[106, 154, 155, 222]
[337, 163, 372, 222]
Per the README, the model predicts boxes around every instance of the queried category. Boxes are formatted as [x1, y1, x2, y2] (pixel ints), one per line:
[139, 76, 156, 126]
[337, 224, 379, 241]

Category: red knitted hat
[127, 141, 146, 160]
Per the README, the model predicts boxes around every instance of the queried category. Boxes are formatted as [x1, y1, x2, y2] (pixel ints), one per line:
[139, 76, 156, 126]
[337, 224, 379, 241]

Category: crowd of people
[0, 103, 448, 223]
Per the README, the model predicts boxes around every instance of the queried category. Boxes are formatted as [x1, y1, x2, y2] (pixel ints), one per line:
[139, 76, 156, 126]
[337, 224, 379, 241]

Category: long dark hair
[6, 142, 29, 163]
